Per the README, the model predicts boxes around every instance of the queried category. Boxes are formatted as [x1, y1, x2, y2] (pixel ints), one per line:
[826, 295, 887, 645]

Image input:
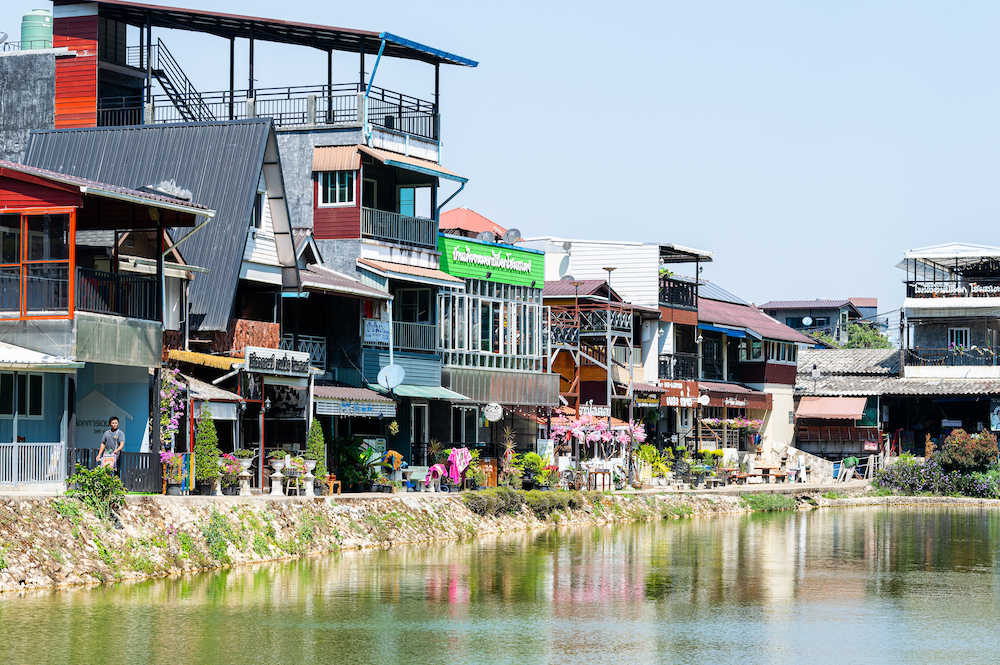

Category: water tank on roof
[21, 9, 52, 50]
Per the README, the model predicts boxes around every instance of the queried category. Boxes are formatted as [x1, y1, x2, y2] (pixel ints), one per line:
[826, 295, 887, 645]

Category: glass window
[0, 214, 20, 265]
[320, 171, 355, 205]
[949, 328, 970, 348]
[0, 372, 43, 418]
[397, 288, 431, 323]
[25, 214, 70, 261]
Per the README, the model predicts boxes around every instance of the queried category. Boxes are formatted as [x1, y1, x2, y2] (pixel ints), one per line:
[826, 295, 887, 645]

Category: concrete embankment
[0, 485, 874, 594]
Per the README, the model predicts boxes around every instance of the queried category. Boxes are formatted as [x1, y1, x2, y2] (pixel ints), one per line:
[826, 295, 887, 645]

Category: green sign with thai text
[438, 234, 544, 287]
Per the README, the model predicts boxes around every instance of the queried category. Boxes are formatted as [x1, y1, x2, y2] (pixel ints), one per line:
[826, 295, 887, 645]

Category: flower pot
[239, 458, 254, 473]
[166, 484, 182, 496]
[197, 481, 214, 496]
[303, 459, 317, 473]
[222, 485, 239, 496]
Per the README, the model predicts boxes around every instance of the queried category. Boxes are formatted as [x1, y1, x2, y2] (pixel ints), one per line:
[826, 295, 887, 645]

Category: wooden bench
[728, 472, 748, 485]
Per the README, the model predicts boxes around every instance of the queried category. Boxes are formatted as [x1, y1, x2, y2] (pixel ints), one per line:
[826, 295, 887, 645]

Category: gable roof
[759, 299, 853, 310]
[849, 297, 878, 309]
[698, 297, 814, 345]
[24, 119, 285, 332]
[543, 279, 623, 302]
[439, 208, 507, 239]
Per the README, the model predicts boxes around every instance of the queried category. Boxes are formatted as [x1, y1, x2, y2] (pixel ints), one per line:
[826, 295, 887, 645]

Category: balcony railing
[97, 83, 438, 141]
[905, 347, 1000, 366]
[364, 320, 437, 353]
[76, 267, 158, 320]
[659, 352, 698, 381]
[280, 333, 327, 370]
[361, 207, 437, 249]
[658, 278, 697, 309]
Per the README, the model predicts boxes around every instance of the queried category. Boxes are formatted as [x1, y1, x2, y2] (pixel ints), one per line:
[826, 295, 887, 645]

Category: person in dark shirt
[97, 416, 125, 469]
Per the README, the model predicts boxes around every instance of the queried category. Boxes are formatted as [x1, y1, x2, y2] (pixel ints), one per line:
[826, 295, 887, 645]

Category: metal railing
[281, 333, 327, 370]
[658, 278, 697, 308]
[905, 279, 1000, 299]
[76, 267, 158, 320]
[659, 352, 698, 381]
[365, 320, 436, 353]
[905, 347, 1000, 367]
[0, 442, 64, 484]
[361, 207, 437, 249]
[97, 82, 438, 140]
[69, 448, 162, 493]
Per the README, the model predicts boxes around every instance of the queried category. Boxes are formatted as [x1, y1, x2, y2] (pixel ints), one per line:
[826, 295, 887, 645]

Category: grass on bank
[739, 493, 798, 512]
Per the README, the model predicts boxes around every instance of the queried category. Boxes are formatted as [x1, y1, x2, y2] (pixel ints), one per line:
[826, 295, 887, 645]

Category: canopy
[796, 396, 867, 420]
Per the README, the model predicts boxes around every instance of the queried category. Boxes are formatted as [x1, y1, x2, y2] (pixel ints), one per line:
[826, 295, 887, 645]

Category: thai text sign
[438, 234, 545, 287]
[364, 319, 391, 344]
[244, 346, 311, 377]
[579, 405, 611, 418]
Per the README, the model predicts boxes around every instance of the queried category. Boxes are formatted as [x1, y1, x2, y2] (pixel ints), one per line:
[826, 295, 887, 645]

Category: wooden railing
[360, 207, 437, 249]
[281, 333, 327, 370]
[658, 278, 697, 308]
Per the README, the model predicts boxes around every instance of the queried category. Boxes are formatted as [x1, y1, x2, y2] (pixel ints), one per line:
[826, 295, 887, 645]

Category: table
[754, 465, 781, 483]
[588, 469, 612, 491]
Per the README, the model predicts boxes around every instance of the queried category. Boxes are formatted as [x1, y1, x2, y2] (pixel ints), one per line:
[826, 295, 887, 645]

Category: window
[362, 178, 377, 208]
[949, 328, 970, 349]
[750, 340, 763, 360]
[0, 373, 43, 418]
[0, 212, 74, 318]
[397, 288, 431, 323]
[397, 186, 432, 218]
[319, 170, 355, 205]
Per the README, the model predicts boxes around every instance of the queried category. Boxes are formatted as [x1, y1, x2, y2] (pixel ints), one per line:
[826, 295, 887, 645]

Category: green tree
[843, 322, 893, 349]
[305, 418, 328, 478]
[193, 410, 221, 482]
[937, 429, 998, 473]
[809, 331, 841, 348]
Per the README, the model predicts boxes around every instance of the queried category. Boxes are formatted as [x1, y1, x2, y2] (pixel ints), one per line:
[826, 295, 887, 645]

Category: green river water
[2, 505, 999, 665]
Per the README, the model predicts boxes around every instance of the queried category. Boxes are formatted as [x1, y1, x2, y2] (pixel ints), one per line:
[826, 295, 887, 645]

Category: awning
[698, 323, 746, 338]
[796, 396, 868, 420]
[311, 145, 467, 183]
[358, 258, 465, 288]
[183, 374, 243, 402]
[315, 385, 397, 417]
[167, 349, 243, 371]
[903, 296, 1000, 320]
[699, 381, 772, 410]
[300, 264, 392, 300]
[358, 145, 468, 183]
[368, 383, 469, 401]
[0, 342, 83, 371]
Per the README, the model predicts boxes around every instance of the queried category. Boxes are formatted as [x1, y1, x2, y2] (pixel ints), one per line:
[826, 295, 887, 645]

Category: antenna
[476, 231, 494, 243]
[502, 228, 521, 244]
[377, 364, 404, 390]
[561, 241, 572, 251]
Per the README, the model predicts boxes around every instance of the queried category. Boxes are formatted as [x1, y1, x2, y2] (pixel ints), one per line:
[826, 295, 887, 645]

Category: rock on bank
[0, 492, 745, 593]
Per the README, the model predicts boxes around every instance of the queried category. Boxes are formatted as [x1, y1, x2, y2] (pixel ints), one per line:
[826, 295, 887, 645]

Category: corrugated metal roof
[357, 258, 465, 284]
[81, 1, 478, 67]
[312, 146, 361, 172]
[0, 341, 83, 370]
[759, 299, 852, 310]
[542, 279, 619, 299]
[797, 375, 1000, 397]
[25, 119, 274, 331]
[315, 385, 394, 402]
[699, 297, 815, 345]
[696, 280, 749, 306]
[301, 264, 391, 300]
[439, 207, 507, 238]
[358, 145, 466, 183]
[849, 297, 878, 309]
[368, 383, 469, 400]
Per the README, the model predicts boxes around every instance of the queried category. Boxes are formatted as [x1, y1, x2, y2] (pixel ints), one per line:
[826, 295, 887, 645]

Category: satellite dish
[502, 228, 521, 244]
[0, 33, 8, 45]
[483, 402, 503, 422]
[377, 364, 405, 390]
[561, 241, 572, 251]
[476, 231, 494, 243]
[697, 394, 711, 406]
[802, 316, 814, 327]
[560, 274, 575, 281]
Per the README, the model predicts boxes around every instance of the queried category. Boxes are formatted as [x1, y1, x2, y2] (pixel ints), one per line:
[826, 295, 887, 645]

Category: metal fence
[76, 267, 158, 320]
[0, 442, 64, 484]
[360, 207, 437, 248]
[905, 347, 1000, 366]
[68, 448, 162, 493]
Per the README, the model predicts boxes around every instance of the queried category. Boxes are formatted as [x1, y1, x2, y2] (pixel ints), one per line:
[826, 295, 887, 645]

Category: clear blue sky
[3, 0, 999, 330]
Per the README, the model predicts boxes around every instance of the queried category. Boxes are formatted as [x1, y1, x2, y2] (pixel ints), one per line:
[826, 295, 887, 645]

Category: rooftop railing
[905, 347, 1000, 366]
[97, 83, 439, 141]
[658, 277, 697, 309]
[905, 279, 1000, 299]
[361, 207, 437, 249]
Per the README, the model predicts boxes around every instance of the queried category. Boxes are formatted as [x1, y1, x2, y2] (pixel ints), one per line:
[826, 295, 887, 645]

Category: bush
[305, 419, 328, 478]
[937, 429, 999, 473]
[66, 464, 125, 520]
[193, 411, 221, 482]
[872, 457, 961, 496]
[740, 493, 797, 512]
[462, 487, 526, 517]
[521, 452, 544, 483]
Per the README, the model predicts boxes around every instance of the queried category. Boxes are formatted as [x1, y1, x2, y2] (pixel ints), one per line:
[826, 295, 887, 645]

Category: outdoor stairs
[150, 39, 216, 122]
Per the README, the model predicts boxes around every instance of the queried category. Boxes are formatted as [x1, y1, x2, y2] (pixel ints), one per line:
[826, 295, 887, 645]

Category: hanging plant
[160, 368, 185, 449]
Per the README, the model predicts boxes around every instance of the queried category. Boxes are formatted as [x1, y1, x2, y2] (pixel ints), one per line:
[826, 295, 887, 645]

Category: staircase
[139, 39, 216, 122]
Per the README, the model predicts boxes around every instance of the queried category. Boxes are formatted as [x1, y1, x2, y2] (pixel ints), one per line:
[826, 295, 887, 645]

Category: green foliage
[200, 510, 236, 564]
[937, 429, 999, 473]
[662, 504, 693, 518]
[740, 493, 797, 512]
[809, 331, 840, 348]
[822, 491, 847, 500]
[94, 538, 116, 568]
[66, 464, 125, 520]
[521, 452, 544, 483]
[193, 412, 221, 481]
[843, 322, 893, 349]
[305, 418, 328, 478]
[177, 532, 196, 559]
[522, 490, 587, 519]
[464, 488, 590, 518]
[53, 499, 81, 520]
[252, 533, 271, 558]
[0, 544, 6, 570]
[332, 436, 382, 486]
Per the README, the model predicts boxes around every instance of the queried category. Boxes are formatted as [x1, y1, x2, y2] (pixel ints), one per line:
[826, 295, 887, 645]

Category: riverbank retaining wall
[0, 486, 886, 595]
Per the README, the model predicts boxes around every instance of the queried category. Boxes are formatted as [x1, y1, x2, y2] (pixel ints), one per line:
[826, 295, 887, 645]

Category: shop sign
[724, 397, 749, 407]
[663, 395, 696, 408]
[438, 235, 545, 287]
[863, 442, 879, 451]
[244, 346, 311, 377]
[364, 319, 391, 344]
[579, 404, 611, 418]
[659, 380, 698, 408]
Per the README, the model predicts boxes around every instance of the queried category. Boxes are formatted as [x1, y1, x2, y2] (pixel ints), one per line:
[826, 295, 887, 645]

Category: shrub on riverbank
[740, 493, 797, 512]
[871, 454, 1000, 499]
[937, 429, 998, 473]
[462, 488, 590, 519]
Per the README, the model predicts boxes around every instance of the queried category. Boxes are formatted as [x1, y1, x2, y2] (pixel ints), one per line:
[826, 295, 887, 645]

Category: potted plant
[218, 453, 241, 495]
[305, 418, 327, 479]
[161, 451, 185, 495]
[468, 465, 489, 490]
[193, 412, 221, 495]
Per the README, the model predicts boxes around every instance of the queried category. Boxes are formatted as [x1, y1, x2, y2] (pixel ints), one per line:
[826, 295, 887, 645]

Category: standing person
[97, 416, 125, 469]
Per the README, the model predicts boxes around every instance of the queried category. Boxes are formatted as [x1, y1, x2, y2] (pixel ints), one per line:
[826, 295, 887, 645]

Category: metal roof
[368, 383, 469, 400]
[301, 264, 391, 300]
[759, 299, 854, 310]
[315, 385, 394, 403]
[895, 243, 1000, 276]
[542, 279, 621, 300]
[0, 341, 83, 371]
[696, 280, 749, 306]
[25, 119, 275, 332]
[698, 297, 815, 345]
[357, 258, 465, 286]
[68, 0, 478, 67]
[439, 208, 507, 238]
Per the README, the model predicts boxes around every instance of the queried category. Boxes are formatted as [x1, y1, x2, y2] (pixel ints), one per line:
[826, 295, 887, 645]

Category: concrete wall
[761, 384, 795, 454]
[0, 50, 56, 163]
[912, 319, 996, 349]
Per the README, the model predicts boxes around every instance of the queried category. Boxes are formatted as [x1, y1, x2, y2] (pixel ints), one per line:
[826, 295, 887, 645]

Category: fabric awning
[368, 383, 469, 401]
[796, 396, 868, 420]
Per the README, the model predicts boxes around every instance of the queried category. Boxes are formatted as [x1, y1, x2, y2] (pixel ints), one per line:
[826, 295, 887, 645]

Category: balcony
[280, 333, 328, 371]
[364, 320, 437, 353]
[97, 83, 439, 142]
[0, 267, 158, 321]
[659, 277, 697, 309]
[905, 279, 1000, 299]
[76, 267, 158, 320]
[361, 207, 438, 249]
[903, 347, 1000, 379]
[659, 353, 698, 381]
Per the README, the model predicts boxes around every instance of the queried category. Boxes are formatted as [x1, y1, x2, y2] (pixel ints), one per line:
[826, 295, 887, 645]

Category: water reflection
[2, 506, 1000, 664]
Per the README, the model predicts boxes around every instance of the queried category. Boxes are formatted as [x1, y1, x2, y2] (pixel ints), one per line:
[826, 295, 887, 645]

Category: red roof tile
[439, 208, 506, 237]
